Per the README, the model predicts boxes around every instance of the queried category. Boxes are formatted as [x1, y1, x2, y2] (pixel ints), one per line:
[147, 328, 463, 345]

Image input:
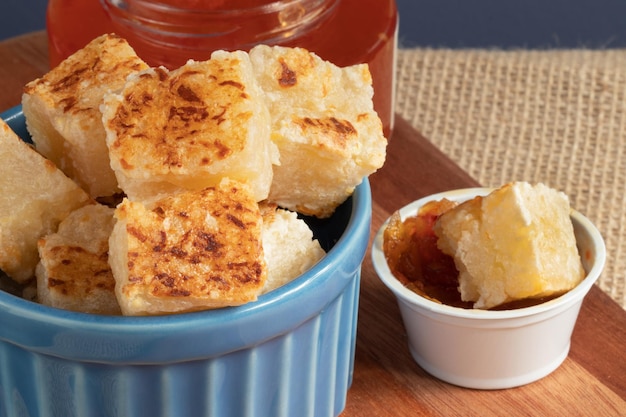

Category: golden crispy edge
[113, 181, 266, 312]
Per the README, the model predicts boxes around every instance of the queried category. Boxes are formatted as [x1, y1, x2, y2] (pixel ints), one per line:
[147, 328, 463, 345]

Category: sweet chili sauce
[46, 0, 398, 137]
[383, 199, 472, 309]
[383, 199, 563, 311]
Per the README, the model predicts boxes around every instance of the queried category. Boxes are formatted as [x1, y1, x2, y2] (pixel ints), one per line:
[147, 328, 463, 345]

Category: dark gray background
[2, 0, 626, 48]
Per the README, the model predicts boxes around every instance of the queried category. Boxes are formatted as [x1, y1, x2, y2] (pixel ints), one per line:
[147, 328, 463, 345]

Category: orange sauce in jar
[46, 0, 398, 137]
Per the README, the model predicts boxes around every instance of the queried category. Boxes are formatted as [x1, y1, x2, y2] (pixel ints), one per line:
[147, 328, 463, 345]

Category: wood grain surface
[1, 31, 625, 416]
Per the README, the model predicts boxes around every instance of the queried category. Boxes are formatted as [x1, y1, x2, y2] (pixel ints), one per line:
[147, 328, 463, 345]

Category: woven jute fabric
[395, 48, 626, 309]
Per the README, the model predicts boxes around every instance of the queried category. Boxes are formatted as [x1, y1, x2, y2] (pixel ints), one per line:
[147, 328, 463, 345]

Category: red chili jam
[46, 0, 398, 137]
[383, 199, 473, 309]
[383, 199, 562, 310]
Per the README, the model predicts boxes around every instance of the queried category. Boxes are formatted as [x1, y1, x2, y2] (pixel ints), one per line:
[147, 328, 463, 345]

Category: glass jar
[47, 0, 398, 136]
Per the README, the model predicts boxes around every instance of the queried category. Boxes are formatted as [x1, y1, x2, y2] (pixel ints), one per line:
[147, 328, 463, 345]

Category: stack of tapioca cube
[0, 34, 386, 315]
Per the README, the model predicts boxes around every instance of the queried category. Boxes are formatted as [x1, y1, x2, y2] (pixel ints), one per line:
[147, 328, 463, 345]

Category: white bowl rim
[371, 187, 607, 320]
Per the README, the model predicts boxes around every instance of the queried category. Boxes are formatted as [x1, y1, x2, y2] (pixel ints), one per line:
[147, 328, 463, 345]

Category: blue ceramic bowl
[0, 106, 372, 417]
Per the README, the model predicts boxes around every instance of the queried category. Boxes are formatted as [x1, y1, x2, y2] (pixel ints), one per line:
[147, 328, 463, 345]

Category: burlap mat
[395, 48, 626, 309]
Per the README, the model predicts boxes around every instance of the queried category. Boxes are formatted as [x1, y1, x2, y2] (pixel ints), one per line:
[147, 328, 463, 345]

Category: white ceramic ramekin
[371, 188, 606, 390]
[0, 106, 372, 417]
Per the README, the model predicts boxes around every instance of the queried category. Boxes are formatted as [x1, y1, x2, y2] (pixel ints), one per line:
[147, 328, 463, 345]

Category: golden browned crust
[22, 33, 149, 198]
[102, 52, 275, 202]
[24, 34, 148, 116]
[293, 116, 357, 151]
[110, 179, 266, 315]
[42, 246, 113, 291]
[36, 204, 120, 315]
[248, 44, 386, 218]
[106, 65, 247, 172]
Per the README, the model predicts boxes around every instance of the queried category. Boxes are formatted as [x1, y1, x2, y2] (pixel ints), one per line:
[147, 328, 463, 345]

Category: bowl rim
[0, 105, 373, 361]
[371, 187, 607, 320]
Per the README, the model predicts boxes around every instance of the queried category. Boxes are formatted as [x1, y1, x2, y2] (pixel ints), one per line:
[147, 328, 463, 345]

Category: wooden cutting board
[1, 31, 625, 416]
